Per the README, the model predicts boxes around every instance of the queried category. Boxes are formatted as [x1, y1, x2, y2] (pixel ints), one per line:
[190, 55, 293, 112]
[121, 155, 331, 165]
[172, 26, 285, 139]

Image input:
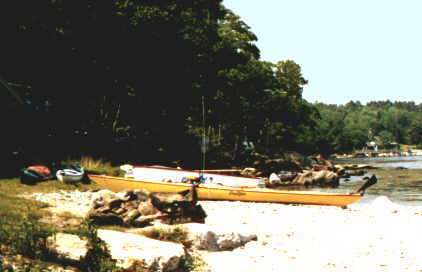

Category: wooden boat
[88, 174, 363, 207]
[120, 165, 262, 187]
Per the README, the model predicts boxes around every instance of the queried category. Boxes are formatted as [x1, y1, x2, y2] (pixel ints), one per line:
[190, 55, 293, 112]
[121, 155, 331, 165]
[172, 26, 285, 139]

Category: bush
[137, 225, 189, 244]
[79, 219, 124, 272]
[178, 252, 207, 272]
[0, 213, 56, 260]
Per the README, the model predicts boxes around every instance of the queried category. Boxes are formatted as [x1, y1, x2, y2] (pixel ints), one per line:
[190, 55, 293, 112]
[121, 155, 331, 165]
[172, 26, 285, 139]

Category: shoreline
[21, 190, 422, 272]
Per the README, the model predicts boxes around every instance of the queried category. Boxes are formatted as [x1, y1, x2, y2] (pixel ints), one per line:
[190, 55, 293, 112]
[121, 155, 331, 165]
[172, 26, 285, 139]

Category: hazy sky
[223, 0, 422, 105]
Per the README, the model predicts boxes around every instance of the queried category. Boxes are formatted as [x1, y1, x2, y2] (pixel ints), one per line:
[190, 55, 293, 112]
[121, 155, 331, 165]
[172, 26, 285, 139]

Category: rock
[184, 223, 257, 251]
[288, 170, 339, 187]
[345, 169, 366, 176]
[138, 200, 159, 216]
[98, 230, 185, 272]
[312, 170, 339, 186]
[88, 188, 206, 227]
[48, 233, 88, 261]
[291, 171, 313, 185]
[48, 230, 185, 272]
[123, 209, 141, 224]
[268, 173, 281, 186]
[240, 168, 258, 177]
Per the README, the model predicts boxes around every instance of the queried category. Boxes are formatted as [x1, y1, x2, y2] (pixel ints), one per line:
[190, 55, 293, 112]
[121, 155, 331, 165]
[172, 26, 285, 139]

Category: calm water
[300, 156, 422, 206]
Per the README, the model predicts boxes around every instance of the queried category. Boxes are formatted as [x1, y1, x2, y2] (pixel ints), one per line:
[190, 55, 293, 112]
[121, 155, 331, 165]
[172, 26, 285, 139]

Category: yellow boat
[89, 174, 364, 208]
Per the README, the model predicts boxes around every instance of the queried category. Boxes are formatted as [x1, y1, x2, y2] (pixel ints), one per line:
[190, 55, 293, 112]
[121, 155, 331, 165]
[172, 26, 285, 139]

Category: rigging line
[0, 74, 24, 104]
[201, 95, 206, 176]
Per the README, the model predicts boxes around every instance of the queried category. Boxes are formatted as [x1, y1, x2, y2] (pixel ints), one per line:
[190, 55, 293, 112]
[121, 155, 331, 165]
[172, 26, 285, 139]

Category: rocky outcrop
[48, 230, 185, 272]
[267, 169, 339, 187]
[88, 186, 206, 227]
[250, 154, 345, 187]
[99, 230, 185, 272]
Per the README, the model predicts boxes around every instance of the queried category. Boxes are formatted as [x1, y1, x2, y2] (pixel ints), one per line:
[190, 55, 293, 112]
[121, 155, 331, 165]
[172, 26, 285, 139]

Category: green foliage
[80, 219, 124, 272]
[138, 225, 189, 244]
[311, 100, 422, 155]
[178, 252, 207, 272]
[60, 156, 122, 177]
[6, 1, 421, 164]
[0, 213, 56, 260]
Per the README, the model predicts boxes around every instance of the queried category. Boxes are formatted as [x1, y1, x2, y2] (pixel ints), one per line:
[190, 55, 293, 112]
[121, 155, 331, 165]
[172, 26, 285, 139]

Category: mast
[201, 96, 206, 175]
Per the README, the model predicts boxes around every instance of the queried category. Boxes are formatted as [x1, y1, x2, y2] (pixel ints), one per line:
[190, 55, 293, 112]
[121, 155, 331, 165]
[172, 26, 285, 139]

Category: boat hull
[56, 170, 84, 184]
[125, 165, 261, 187]
[89, 175, 362, 207]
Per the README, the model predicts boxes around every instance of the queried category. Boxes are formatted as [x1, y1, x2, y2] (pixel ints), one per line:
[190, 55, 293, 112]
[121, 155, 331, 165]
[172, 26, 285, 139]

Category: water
[332, 155, 422, 206]
[333, 155, 422, 170]
[279, 156, 422, 206]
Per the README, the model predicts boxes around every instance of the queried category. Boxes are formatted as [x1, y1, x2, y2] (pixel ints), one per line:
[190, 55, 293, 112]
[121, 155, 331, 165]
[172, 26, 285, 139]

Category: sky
[223, 0, 422, 105]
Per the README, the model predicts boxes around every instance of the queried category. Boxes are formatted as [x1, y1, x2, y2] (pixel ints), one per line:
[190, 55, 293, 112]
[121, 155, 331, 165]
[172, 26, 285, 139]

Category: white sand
[199, 198, 422, 272]
[22, 191, 422, 272]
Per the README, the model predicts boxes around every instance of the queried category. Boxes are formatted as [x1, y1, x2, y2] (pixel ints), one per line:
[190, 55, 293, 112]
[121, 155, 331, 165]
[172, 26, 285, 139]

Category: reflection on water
[284, 156, 422, 206]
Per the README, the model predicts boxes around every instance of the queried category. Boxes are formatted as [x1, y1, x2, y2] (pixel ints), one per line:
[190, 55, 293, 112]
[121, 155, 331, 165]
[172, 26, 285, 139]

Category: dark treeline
[1, 1, 421, 174]
[0, 0, 316, 171]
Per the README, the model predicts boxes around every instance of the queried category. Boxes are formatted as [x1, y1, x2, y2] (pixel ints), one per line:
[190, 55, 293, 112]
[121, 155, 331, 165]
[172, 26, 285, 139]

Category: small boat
[120, 165, 262, 187]
[56, 165, 84, 184]
[88, 174, 363, 207]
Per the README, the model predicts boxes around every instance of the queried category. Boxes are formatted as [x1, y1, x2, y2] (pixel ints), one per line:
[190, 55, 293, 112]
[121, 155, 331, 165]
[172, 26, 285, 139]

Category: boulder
[88, 187, 206, 227]
[286, 170, 339, 187]
[98, 230, 185, 272]
[312, 170, 339, 186]
[48, 233, 88, 261]
[48, 230, 186, 272]
[183, 223, 257, 251]
[291, 170, 313, 185]
[267, 173, 281, 186]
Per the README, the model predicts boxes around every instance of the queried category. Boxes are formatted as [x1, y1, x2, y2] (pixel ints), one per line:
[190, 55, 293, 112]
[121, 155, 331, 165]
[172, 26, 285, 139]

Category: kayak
[88, 174, 363, 208]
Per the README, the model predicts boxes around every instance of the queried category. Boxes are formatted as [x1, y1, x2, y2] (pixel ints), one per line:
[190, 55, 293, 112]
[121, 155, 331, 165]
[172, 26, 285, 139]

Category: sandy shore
[22, 191, 422, 272]
[200, 199, 422, 272]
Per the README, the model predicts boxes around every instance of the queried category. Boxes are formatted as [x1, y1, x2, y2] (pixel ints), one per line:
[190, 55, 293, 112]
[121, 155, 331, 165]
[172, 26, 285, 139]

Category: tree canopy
[2, 1, 420, 172]
[1, 1, 317, 169]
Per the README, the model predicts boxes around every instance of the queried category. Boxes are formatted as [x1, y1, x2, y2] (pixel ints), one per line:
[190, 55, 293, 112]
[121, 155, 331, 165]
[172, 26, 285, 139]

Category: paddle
[355, 174, 377, 195]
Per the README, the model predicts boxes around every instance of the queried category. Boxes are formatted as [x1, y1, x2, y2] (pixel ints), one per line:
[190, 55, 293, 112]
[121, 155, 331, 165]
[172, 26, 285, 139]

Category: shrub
[137, 225, 189, 244]
[0, 213, 56, 260]
[178, 252, 207, 272]
[79, 219, 123, 272]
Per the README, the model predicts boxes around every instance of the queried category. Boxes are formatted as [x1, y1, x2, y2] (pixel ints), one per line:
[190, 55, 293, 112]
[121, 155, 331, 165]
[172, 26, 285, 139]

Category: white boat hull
[56, 169, 84, 184]
[122, 165, 261, 187]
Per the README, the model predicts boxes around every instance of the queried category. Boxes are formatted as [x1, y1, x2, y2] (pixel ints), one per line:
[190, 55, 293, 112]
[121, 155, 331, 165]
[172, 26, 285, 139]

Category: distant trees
[311, 100, 422, 154]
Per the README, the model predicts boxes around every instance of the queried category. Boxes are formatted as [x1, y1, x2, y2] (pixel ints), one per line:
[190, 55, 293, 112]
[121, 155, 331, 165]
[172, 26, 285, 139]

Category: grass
[0, 156, 206, 271]
[136, 225, 190, 244]
[60, 156, 123, 176]
[0, 156, 121, 271]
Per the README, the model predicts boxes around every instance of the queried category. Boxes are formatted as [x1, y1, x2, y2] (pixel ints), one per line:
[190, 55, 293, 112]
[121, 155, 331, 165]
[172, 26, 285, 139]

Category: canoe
[88, 174, 362, 207]
[120, 165, 262, 187]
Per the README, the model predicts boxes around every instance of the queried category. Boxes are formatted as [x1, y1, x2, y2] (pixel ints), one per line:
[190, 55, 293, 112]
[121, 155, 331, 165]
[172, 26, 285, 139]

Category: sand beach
[23, 190, 422, 272]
